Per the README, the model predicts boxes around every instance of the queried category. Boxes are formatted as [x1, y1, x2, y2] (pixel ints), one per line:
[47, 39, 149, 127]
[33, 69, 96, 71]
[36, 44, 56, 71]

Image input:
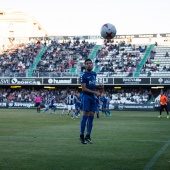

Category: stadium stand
[92, 41, 147, 77]
[1, 39, 170, 108]
[139, 45, 170, 77]
[31, 39, 96, 77]
[1, 39, 170, 80]
[0, 41, 42, 77]
[134, 44, 154, 77]
[28, 46, 48, 77]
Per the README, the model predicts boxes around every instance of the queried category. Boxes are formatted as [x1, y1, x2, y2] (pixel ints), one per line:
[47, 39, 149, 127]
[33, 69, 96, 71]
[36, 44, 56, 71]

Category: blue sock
[75, 110, 78, 116]
[72, 112, 75, 118]
[80, 115, 88, 135]
[77, 110, 80, 115]
[54, 107, 57, 112]
[106, 109, 110, 115]
[87, 116, 94, 135]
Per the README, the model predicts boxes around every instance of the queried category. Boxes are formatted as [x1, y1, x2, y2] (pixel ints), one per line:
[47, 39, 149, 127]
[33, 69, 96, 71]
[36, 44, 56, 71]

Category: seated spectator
[165, 52, 169, 57]
[150, 50, 155, 59]
[147, 71, 151, 77]
[156, 61, 160, 67]
[140, 68, 146, 74]
[71, 59, 74, 68]
[139, 46, 146, 53]
[167, 66, 170, 71]
[163, 65, 167, 71]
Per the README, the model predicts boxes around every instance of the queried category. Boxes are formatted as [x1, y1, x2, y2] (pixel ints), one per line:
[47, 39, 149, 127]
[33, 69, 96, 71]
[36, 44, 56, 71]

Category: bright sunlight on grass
[0, 109, 170, 170]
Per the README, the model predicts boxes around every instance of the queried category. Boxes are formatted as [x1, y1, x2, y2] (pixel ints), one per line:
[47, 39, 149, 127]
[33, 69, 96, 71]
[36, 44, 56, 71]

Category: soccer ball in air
[100, 23, 116, 39]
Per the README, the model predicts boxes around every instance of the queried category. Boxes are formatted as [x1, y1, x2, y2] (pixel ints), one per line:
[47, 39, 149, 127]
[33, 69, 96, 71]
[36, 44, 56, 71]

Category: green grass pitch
[0, 109, 170, 170]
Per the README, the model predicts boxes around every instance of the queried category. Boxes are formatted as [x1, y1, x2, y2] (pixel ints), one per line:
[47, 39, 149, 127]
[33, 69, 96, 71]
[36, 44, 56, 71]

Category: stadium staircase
[27, 46, 48, 77]
[91, 45, 101, 72]
[134, 44, 154, 77]
[93, 66, 99, 72]
[70, 66, 76, 74]
[69, 45, 101, 74]
[90, 45, 101, 61]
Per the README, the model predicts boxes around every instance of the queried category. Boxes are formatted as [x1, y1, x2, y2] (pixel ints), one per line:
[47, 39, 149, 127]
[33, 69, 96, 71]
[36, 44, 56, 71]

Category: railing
[0, 71, 170, 78]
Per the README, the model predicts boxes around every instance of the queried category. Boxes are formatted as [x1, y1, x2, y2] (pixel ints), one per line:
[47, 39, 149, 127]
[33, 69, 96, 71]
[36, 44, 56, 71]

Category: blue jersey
[45, 98, 53, 106]
[80, 92, 83, 110]
[94, 95, 100, 112]
[80, 71, 97, 112]
[46, 98, 51, 105]
[48, 98, 54, 106]
[80, 71, 97, 95]
[100, 96, 108, 108]
[48, 98, 55, 109]
[106, 97, 111, 108]
[80, 92, 83, 101]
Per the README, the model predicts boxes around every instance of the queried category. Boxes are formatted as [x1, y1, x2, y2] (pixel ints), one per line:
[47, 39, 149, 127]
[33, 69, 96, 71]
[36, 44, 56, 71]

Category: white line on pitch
[143, 139, 170, 170]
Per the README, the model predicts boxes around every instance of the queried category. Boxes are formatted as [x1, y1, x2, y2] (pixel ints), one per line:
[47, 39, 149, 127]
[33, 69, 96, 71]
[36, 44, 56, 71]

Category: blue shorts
[95, 105, 100, 112]
[81, 94, 96, 112]
[95, 98, 99, 112]
[102, 103, 107, 109]
[75, 103, 80, 110]
[49, 104, 55, 108]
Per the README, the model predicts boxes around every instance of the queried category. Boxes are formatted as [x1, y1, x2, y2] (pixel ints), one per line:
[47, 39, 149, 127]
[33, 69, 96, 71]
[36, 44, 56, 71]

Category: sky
[1, 0, 170, 36]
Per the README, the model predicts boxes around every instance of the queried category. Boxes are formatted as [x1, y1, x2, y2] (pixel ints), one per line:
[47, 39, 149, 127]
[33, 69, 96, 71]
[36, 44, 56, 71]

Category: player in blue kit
[106, 94, 112, 116]
[48, 96, 57, 114]
[100, 93, 108, 117]
[43, 95, 57, 114]
[79, 58, 103, 144]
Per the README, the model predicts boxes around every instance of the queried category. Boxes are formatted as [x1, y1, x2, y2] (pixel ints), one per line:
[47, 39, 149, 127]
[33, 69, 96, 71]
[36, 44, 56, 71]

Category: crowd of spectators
[0, 38, 96, 78]
[93, 41, 146, 77]
[110, 88, 153, 104]
[0, 39, 43, 77]
[140, 46, 170, 77]
[32, 39, 96, 77]
[92, 41, 170, 78]
[0, 87, 154, 105]
[1, 37, 170, 78]
[0, 88, 67, 103]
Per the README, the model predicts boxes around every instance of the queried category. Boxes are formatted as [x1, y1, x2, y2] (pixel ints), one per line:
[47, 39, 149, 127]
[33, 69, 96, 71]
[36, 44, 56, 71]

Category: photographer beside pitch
[79, 58, 104, 144]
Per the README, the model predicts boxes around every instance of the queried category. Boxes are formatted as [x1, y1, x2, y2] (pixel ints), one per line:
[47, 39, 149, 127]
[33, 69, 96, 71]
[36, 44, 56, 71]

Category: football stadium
[0, 3, 170, 170]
